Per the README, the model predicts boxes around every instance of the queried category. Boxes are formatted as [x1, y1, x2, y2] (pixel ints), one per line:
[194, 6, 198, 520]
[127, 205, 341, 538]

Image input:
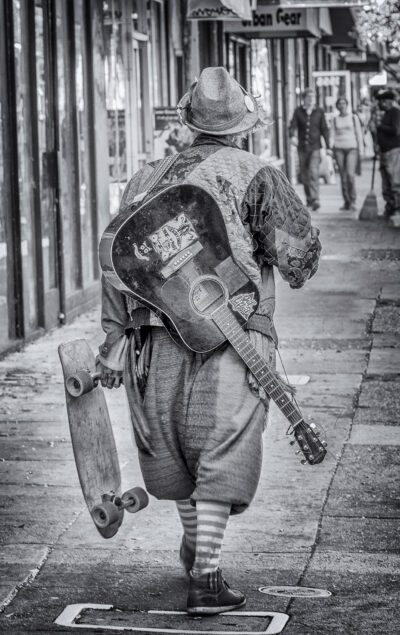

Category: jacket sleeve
[243, 165, 321, 289]
[98, 275, 129, 371]
[330, 116, 336, 149]
[320, 110, 330, 149]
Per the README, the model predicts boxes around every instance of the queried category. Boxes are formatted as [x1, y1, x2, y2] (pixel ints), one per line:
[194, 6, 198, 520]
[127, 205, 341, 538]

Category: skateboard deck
[58, 339, 148, 539]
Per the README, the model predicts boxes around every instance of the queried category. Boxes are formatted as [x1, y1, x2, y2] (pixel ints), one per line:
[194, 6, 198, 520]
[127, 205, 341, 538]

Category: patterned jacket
[99, 135, 321, 369]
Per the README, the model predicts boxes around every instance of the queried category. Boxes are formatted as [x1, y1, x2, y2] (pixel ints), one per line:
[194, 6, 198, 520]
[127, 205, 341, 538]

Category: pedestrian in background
[331, 96, 364, 212]
[375, 89, 400, 226]
[357, 97, 375, 159]
[289, 87, 331, 211]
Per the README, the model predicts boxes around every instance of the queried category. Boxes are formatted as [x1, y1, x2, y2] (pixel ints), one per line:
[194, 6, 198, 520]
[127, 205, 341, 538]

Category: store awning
[320, 8, 359, 50]
[319, 7, 332, 35]
[345, 53, 381, 73]
[187, 0, 252, 20]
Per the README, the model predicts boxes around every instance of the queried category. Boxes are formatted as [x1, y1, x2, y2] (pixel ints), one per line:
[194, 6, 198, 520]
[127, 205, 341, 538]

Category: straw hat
[177, 67, 267, 136]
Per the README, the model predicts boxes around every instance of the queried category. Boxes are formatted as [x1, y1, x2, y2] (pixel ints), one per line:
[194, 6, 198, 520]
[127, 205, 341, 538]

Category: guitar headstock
[293, 420, 327, 465]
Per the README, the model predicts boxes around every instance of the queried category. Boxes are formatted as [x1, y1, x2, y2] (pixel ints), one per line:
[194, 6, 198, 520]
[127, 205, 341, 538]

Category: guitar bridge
[160, 241, 203, 279]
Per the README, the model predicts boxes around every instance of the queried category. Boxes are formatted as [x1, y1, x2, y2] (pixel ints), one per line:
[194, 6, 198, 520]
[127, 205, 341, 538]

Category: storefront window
[13, 0, 39, 332]
[34, 2, 58, 292]
[74, 0, 94, 285]
[251, 39, 275, 160]
[0, 84, 8, 345]
[150, 0, 170, 107]
[103, 0, 127, 214]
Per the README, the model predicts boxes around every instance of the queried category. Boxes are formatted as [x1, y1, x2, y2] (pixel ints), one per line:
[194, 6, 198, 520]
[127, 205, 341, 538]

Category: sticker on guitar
[229, 292, 257, 320]
[149, 214, 198, 262]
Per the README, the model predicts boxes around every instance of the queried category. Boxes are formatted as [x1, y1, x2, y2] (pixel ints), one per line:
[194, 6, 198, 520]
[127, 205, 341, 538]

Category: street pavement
[0, 160, 399, 634]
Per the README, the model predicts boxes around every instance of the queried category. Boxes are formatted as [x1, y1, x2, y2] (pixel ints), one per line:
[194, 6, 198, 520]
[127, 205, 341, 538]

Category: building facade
[0, 0, 367, 355]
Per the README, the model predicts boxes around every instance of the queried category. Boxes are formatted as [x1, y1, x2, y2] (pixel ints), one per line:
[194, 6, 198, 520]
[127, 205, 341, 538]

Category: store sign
[187, 0, 252, 21]
[224, 7, 320, 37]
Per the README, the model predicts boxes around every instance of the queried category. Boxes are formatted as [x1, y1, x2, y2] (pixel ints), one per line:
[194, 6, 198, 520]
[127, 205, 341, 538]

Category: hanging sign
[224, 7, 321, 37]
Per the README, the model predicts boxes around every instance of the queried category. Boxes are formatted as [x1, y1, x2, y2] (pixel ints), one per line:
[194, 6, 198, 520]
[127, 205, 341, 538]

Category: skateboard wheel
[66, 370, 97, 397]
[92, 501, 120, 528]
[121, 487, 149, 513]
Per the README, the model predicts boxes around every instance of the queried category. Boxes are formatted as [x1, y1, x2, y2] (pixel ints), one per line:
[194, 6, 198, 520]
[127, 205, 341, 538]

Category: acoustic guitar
[100, 184, 327, 465]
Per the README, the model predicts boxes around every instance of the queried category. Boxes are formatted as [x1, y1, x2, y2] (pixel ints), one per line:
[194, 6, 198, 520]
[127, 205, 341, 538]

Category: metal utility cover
[259, 586, 332, 598]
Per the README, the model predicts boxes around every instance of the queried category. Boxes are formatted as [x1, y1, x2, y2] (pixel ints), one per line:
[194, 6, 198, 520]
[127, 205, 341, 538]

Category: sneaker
[179, 536, 195, 575]
[187, 568, 246, 615]
[311, 201, 320, 211]
[339, 203, 350, 211]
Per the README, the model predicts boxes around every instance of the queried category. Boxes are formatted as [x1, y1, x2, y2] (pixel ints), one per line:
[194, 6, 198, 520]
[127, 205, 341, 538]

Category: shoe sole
[187, 598, 246, 615]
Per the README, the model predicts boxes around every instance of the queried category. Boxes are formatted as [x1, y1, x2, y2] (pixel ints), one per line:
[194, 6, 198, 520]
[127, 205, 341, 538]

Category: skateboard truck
[91, 487, 149, 529]
[66, 370, 101, 397]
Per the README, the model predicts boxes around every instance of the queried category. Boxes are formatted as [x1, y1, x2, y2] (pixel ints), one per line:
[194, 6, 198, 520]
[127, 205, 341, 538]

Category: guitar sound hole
[190, 277, 227, 318]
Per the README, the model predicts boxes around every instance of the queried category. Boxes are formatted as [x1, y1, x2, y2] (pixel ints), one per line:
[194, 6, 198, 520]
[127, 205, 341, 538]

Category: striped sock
[191, 500, 231, 576]
[176, 499, 197, 550]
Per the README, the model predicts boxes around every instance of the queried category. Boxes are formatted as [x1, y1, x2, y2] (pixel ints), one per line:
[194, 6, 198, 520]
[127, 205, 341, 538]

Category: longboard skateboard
[58, 338, 148, 538]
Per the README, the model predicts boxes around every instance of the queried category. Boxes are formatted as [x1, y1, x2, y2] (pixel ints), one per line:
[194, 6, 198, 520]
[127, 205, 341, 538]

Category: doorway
[32, 0, 62, 328]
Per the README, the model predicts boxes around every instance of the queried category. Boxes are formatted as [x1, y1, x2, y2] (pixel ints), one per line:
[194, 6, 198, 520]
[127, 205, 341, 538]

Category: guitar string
[276, 346, 333, 460]
[216, 306, 326, 461]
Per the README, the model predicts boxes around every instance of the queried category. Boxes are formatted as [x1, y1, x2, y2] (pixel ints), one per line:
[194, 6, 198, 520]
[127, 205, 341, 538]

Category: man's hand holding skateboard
[96, 358, 124, 389]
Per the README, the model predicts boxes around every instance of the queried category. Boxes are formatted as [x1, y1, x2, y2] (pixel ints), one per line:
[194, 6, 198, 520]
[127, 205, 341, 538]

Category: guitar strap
[132, 154, 180, 204]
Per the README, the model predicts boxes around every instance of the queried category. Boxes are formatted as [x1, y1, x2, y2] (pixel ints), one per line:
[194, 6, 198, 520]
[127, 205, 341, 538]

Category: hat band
[190, 108, 248, 132]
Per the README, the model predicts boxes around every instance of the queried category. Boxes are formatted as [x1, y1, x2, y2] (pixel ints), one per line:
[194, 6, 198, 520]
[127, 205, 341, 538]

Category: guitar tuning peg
[289, 440, 295, 446]
[310, 423, 316, 429]
[295, 450, 301, 455]
[300, 459, 307, 465]
[322, 441, 328, 447]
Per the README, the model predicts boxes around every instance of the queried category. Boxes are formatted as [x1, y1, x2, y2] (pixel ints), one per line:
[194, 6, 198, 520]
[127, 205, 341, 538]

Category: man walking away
[375, 89, 400, 227]
[97, 67, 321, 616]
[289, 87, 331, 211]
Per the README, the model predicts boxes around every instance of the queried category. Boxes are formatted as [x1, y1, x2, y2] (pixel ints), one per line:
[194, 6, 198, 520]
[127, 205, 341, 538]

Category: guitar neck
[213, 305, 302, 428]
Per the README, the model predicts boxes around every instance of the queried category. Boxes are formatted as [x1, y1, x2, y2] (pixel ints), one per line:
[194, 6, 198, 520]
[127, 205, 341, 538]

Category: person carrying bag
[331, 96, 364, 211]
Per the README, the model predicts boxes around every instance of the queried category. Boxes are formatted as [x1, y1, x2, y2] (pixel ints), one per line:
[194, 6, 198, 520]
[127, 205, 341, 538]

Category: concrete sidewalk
[0, 159, 399, 634]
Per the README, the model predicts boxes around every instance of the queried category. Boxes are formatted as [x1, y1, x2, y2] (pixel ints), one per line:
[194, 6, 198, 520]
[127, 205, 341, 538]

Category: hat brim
[182, 93, 266, 136]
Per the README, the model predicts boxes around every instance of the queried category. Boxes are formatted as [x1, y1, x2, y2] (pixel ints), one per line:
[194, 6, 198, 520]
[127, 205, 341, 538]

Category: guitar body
[100, 182, 327, 464]
[100, 184, 259, 353]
